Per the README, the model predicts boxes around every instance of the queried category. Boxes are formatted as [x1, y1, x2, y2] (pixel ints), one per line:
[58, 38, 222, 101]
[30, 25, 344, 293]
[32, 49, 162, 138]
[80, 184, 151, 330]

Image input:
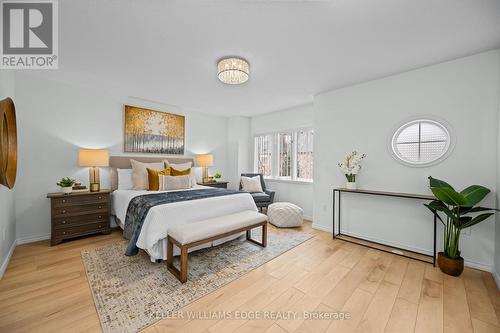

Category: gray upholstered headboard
[109, 156, 194, 190]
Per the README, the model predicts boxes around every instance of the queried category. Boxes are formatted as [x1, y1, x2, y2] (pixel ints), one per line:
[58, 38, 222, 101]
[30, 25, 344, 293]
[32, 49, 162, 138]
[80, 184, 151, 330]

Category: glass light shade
[79, 149, 109, 167]
[217, 57, 249, 84]
[195, 154, 214, 167]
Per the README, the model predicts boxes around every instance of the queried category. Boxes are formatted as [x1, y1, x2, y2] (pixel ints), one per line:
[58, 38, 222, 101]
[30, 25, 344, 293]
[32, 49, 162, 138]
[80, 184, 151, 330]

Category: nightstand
[197, 181, 229, 189]
[47, 190, 112, 246]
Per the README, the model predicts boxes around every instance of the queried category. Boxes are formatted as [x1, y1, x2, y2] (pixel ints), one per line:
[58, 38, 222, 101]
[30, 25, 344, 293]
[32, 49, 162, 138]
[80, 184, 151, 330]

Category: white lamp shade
[79, 149, 109, 167]
[195, 154, 214, 167]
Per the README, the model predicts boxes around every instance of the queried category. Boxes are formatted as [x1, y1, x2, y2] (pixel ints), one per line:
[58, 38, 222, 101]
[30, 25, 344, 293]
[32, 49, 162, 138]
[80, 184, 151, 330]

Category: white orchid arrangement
[338, 151, 366, 182]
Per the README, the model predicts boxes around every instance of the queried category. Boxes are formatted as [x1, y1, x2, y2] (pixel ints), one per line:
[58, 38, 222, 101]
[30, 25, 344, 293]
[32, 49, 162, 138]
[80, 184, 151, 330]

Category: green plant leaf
[426, 200, 457, 219]
[460, 185, 491, 207]
[423, 203, 445, 225]
[459, 206, 498, 214]
[430, 187, 467, 207]
[459, 213, 494, 229]
[428, 176, 454, 189]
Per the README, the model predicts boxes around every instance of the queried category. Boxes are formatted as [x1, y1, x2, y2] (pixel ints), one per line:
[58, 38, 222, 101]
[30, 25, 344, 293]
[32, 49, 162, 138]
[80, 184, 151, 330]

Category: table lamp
[195, 154, 213, 183]
[79, 149, 109, 192]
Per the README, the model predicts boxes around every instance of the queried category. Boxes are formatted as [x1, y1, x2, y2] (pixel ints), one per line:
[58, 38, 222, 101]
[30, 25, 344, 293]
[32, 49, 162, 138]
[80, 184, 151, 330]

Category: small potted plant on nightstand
[214, 172, 223, 182]
[57, 177, 76, 194]
[424, 176, 497, 276]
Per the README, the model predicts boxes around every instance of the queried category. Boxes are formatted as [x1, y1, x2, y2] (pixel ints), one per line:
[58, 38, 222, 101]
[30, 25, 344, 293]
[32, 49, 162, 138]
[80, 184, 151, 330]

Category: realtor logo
[1, 0, 58, 69]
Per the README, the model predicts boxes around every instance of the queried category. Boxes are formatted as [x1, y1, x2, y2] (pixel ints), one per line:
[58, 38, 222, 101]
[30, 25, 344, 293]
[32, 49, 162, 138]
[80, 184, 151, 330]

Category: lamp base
[90, 183, 100, 192]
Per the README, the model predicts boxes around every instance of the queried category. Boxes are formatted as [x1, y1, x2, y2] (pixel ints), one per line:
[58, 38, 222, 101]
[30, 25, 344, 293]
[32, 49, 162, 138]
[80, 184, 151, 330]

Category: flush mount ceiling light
[217, 57, 249, 85]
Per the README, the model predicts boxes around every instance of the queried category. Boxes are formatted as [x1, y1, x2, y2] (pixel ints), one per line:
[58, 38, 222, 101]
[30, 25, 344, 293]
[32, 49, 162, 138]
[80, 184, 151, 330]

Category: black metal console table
[332, 188, 437, 266]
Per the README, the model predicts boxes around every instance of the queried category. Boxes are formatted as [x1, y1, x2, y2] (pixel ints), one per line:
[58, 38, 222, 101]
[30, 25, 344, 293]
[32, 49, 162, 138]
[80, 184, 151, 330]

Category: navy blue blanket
[123, 188, 241, 256]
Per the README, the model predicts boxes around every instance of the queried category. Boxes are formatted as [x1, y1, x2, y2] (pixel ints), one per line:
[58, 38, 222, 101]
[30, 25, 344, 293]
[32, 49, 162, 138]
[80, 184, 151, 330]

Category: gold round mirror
[0, 97, 17, 189]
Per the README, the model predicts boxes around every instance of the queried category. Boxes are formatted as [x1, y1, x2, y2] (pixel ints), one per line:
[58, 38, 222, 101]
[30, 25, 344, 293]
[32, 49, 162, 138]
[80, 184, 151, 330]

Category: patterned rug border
[81, 231, 314, 333]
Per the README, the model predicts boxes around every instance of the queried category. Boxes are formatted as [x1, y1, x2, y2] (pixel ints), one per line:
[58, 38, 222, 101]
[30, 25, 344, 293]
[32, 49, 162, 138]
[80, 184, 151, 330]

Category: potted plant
[57, 177, 76, 194]
[424, 176, 497, 276]
[213, 172, 223, 182]
[338, 151, 366, 190]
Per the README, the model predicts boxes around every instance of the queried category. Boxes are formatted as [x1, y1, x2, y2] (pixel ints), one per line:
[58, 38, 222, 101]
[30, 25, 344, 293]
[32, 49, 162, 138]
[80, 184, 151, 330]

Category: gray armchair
[240, 173, 275, 211]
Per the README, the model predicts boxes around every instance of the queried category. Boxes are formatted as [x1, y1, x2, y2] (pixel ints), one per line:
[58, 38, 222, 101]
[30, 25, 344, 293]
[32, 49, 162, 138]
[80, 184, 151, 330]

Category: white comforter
[111, 185, 257, 261]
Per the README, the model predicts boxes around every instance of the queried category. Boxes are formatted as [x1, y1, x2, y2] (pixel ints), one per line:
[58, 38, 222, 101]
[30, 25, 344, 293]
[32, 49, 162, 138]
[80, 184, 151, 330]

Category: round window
[390, 118, 453, 167]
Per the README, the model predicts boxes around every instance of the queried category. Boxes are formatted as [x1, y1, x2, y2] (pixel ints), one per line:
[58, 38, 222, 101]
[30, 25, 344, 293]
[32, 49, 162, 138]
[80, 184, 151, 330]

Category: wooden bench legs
[166, 237, 189, 283]
[246, 223, 267, 247]
[166, 222, 267, 284]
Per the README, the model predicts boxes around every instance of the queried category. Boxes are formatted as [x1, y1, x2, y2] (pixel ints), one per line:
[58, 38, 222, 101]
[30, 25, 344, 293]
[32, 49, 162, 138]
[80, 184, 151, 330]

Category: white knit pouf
[267, 202, 304, 228]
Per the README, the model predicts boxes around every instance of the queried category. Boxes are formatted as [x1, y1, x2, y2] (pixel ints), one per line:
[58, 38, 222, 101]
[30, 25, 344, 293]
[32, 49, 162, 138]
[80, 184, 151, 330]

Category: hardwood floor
[0, 221, 499, 333]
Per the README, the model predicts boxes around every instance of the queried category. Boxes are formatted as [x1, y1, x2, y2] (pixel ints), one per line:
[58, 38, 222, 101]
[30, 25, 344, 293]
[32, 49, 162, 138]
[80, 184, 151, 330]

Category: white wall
[251, 104, 314, 218]
[226, 116, 251, 190]
[0, 70, 16, 278]
[496, 51, 500, 285]
[14, 73, 229, 241]
[314, 50, 500, 270]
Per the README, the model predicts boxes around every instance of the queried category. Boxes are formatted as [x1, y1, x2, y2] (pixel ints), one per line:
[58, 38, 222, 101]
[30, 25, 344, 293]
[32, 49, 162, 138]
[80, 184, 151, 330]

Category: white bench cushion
[168, 210, 268, 245]
[268, 202, 304, 228]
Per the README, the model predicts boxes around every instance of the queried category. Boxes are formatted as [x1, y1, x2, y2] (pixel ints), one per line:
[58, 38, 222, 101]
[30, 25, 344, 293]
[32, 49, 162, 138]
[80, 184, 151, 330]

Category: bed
[109, 156, 257, 261]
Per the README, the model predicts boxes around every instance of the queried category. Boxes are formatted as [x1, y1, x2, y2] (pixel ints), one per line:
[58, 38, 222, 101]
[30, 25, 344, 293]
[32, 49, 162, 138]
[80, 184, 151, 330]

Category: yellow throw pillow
[147, 168, 171, 191]
[170, 167, 191, 176]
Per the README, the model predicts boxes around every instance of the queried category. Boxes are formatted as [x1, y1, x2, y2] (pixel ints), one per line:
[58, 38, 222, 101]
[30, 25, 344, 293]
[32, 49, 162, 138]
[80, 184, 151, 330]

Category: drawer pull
[62, 231, 66, 235]
[98, 206, 102, 209]
[62, 199, 66, 203]
[98, 196, 102, 199]
[62, 210, 66, 214]
[62, 220, 66, 224]
[98, 215, 102, 219]
[98, 225, 102, 228]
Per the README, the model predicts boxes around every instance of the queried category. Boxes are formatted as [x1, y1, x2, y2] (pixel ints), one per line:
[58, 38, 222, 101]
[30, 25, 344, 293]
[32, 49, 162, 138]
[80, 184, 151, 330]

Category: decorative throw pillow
[164, 160, 192, 171]
[147, 168, 171, 191]
[130, 159, 164, 190]
[164, 160, 196, 187]
[241, 176, 263, 193]
[159, 175, 191, 191]
[117, 168, 134, 190]
[170, 167, 191, 176]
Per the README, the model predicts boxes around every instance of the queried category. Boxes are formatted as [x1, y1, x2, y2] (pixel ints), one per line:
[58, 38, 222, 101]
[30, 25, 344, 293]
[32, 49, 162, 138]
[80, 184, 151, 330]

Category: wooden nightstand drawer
[52, 194, 109, 208]
[53, 203, 109, 218]
[47, 190, 112, 245]
[54, 213, 107, 228]
[197, 182, 229, 189]
[54, 222, 108, 238]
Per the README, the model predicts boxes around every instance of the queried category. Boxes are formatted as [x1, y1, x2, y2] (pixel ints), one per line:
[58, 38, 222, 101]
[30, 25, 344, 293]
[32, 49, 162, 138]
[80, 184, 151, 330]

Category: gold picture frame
[124, 105, 185, 155]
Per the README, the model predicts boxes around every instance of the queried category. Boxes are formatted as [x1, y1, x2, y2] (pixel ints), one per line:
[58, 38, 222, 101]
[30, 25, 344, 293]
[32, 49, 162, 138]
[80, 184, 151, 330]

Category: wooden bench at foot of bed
[166, 210, 268, 283]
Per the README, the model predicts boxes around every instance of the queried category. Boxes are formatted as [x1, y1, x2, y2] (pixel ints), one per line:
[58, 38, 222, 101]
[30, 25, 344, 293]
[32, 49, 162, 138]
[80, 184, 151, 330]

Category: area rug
[81, 229, 312, 333]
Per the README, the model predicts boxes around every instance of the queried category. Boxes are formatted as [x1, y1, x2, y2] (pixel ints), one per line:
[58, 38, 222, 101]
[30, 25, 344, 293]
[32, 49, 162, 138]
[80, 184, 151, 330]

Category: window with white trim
[391, 118, 453, 167]
[254, 128, 313, 182]
[254, 134, 273, 177]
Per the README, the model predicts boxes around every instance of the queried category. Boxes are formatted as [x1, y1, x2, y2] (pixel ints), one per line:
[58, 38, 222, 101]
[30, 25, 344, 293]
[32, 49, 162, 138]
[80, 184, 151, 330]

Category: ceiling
[30, 0, 500, 116]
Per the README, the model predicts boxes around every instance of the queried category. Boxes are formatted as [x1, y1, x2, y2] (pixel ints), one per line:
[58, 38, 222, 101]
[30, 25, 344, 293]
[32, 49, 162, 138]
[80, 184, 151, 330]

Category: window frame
[389, 117, 455, 168]
[254, 127, 313, 183]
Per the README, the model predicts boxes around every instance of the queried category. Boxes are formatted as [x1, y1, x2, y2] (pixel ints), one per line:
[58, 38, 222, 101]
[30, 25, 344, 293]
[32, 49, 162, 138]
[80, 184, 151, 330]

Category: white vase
[61, 186, 73, 194]
[346, 182, 357, 190]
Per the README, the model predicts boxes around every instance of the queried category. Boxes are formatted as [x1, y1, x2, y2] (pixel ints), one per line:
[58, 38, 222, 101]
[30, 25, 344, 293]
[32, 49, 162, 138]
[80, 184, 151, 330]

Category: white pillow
[241, 176, 263, 193]
[159, 175, 191, 191]
[164, 160, 192, 171]
[117, 169, 134, 190]
[164, 160, 196, 187]
[130, 159, 165, 190]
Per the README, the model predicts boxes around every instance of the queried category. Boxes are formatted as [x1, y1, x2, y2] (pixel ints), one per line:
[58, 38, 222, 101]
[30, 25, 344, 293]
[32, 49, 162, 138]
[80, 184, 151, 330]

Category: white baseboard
[16, 233, 50, 245]
[311, 223, 332, 233]
[0, 240, 16, 279]
[303, 216, 313, 222]
[310, 223, 493, 272]
[493, 268, 500, 290]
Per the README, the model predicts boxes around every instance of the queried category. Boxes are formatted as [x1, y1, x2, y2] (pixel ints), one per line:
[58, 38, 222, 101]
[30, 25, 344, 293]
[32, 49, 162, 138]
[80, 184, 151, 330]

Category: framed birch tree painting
[124, 105, 185, 154]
